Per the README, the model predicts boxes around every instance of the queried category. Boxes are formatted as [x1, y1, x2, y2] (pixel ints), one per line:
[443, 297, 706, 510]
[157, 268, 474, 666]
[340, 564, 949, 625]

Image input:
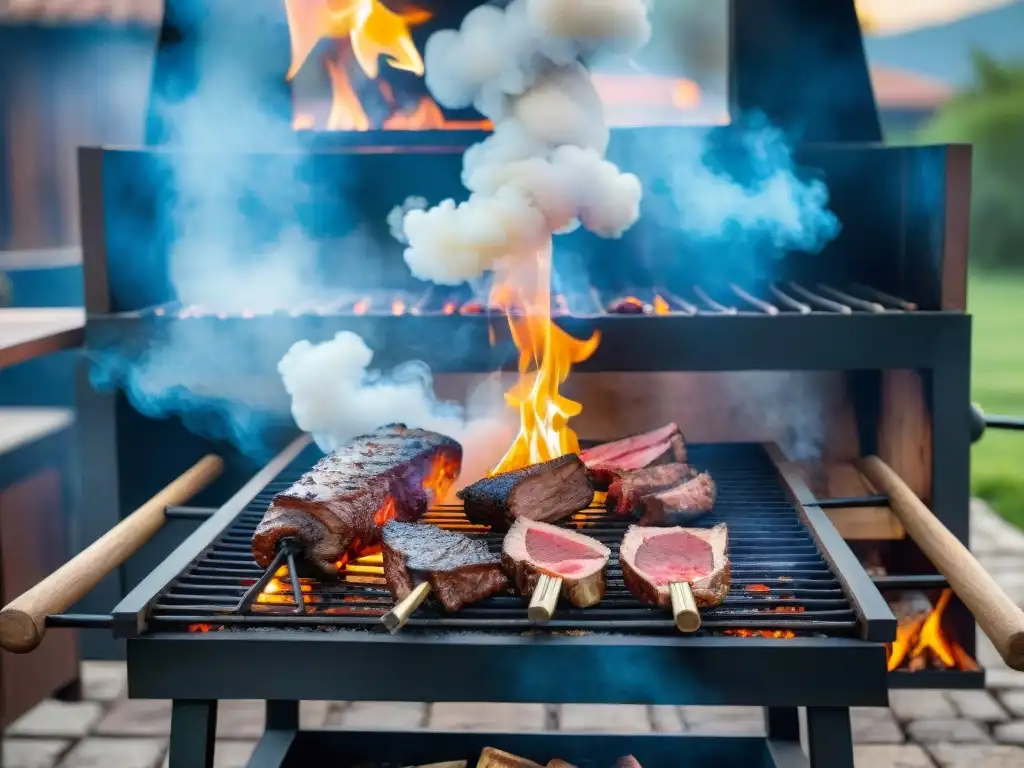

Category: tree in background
[919, 52, 1024, 270]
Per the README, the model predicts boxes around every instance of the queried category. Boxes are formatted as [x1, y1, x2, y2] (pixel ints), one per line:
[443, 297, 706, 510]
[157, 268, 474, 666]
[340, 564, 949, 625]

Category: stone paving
[5, 501, 1024, 768]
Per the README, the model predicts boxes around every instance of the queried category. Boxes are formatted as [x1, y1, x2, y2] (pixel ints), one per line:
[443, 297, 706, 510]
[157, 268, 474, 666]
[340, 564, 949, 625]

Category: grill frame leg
[168, 699, 218, 768]
[765, 706, 807, 768]
[805, 706, 853, 768]
[248, 700, 300, 768]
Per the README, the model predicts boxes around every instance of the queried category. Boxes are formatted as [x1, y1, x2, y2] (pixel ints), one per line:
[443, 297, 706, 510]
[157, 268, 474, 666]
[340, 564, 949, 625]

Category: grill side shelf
[110, 435, 312, 637]
[765, 444, 897, 643]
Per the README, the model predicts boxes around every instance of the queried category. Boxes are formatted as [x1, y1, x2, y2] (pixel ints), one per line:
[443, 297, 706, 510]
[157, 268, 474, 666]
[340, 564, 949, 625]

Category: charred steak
[457, 455, 593, 531]
[607, 463, 698, 515]
[381, 521, 507, 611]
[252, 424, 462, 574]
[620, 523, 730, 608]
[640, 472, 717, 526]
[580, 424, 687, 488]
[502, 518, 611, 609]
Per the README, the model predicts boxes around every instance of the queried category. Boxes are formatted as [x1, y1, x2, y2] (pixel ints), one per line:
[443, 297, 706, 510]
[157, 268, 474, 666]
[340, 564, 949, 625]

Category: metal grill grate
[148, 444, 860, 636]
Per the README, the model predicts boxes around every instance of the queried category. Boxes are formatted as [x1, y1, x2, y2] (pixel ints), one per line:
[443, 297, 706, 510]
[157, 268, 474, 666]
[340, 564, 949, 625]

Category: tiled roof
[0, 0, 163, 26]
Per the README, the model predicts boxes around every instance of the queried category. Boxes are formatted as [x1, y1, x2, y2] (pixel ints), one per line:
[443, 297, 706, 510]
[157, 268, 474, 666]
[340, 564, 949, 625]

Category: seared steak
[580, 424, 687, 488]
[502, 519, 611, 609]
[381, 521, 507, 611]
[252, 424, 462, 574]
[607, 463, 698, 515]
[620, 524, 730, 608]
[615, 758, 644, 768]
[457, 455, 593, 531]
[640, 472, 717, 526]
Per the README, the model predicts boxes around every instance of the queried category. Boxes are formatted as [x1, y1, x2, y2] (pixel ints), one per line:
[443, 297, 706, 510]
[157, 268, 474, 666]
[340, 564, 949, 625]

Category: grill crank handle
[0, 455, 224, 654]
[859, 456, 1024, 671]
[381, 582, 432, 633]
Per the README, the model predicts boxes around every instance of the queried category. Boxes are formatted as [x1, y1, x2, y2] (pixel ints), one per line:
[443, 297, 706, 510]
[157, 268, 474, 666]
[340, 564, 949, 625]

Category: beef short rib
[620, 523, 730, 608]
[639, 472, 717, 526]
[252, 424, 461, 574]
[580, 424, 687, 488]
[607, 463, 698, 515]
[457, 455, 593, 531]
[381, 521, 508, 611]
[502, 518, 611, 609]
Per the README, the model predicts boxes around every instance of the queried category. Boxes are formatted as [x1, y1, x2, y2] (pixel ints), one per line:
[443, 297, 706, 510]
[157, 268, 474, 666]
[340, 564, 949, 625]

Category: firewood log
[476, 747, 544, 768]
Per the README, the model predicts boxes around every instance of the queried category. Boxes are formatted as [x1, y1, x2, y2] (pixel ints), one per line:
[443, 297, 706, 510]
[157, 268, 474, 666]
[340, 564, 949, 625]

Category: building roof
[0, 0, 163, 26]
[870, 65, 954, 109]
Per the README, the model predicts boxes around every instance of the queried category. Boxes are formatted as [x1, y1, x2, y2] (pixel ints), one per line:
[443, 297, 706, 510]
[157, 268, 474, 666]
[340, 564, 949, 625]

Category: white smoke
[387, 195, 428, 245]
[400, 0, 649, 285]
[279, 331, 517, 495]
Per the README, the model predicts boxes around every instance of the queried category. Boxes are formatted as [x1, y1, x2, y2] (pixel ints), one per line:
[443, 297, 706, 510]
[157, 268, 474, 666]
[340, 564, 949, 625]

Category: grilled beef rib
[607, 463, 698, 515]
[502, 519, 611, 609]
[457, 455, 593, 531]
[639, 472, 717, 526]
[580, 424, 687, 488]
[252, 424, 461, 573]
[620, 523, 730, 608]
[381, 521, 507, 611]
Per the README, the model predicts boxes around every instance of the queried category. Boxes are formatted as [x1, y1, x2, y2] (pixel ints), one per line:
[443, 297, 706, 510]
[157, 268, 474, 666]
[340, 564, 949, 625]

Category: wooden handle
[382, 582, 432, 633]
[528, 573, 561, 623]
[670, 581, 701, 633]
[0, 455, 223, 653]
[859, 456, 1024, 670]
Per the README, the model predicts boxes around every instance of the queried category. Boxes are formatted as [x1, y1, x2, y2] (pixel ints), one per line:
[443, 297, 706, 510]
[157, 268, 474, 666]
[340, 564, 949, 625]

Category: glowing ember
[352, 298, 370, 315]
[653, 295, 671, 315]
[490, 243, 600, 474]
[442, 301, 457, 316]
[745, 584, 771, 593]
[391, 297, 406, 316]
[724, 629, 797, 640]
[887, 589, 977, 672]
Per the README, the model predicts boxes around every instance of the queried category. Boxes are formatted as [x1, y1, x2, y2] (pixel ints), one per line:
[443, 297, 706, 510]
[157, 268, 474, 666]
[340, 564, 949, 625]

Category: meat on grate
[606, 463, 698, 515]
[580, 424, 687, 488]
[619, 523, 730, 609]
[502, 518, 611, 609]
[639, 471, 716, 526]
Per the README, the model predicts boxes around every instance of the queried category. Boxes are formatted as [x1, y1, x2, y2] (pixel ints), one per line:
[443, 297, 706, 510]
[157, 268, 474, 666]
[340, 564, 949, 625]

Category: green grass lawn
[970, 270, 1024, 528]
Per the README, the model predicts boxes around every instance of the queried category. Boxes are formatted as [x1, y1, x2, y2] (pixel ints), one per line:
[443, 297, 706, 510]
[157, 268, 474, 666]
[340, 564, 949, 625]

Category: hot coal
[252, 424, 462, 574]
[502, 519, 611, 609]
[619, 523, 730, 608]
[458, 455, 593, 531]
[606, 297, 649, 314]
[381, 521, 508, 612]
[607, 463, 698, 515]
[640, 472, 717, 526]
[580, 424, 687, 488]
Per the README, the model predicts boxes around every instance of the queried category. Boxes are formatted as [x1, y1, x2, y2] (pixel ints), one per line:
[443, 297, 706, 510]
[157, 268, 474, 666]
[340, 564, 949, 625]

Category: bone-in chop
[380, 521, 508, 632]
[502, 518, 611, 622]
[580, 423, 687, 488]
[606, 463, 698, 515]
[619, 523, 730, 632]
[252, 424, 461, 574]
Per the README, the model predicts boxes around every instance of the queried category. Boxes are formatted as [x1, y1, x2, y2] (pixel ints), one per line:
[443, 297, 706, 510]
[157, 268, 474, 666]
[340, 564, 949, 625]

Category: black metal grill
[148, 443, 860, 637]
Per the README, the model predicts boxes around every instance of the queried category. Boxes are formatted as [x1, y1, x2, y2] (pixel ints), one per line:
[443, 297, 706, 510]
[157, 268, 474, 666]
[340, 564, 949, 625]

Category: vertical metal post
[766, 707, 801, 741]
[805, 707, 853, 768]
[168, 700, 218, 768]
[266, 700, 299, 730]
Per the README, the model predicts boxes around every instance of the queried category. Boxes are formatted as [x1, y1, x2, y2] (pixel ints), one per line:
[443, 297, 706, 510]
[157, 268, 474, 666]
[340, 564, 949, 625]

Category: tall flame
[489, 242, 600, 475]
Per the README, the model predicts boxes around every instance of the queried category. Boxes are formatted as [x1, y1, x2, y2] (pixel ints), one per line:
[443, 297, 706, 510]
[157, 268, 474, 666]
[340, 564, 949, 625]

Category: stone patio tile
[56, 738, 166, 768]
[213, 741, 258, 768]
[558, 705, 651, 733]
[8, 701, 105, 738]
[854, 744, 935, 768]
[851, 707, 905, 744]
[300, 701, 330, 729]
[998, 691, 1024, 718]
[95, 699, 172, 736]
[928, 743, 1024, 768]
[215, 700, 264, 739]
[993, 721, 1024, 745]
[985, 668, 1024, 690]
[429, 703, 546, 732]
[80, 661, 127, 702]
[889, 691, 957, 721]
[906, 719, 991, 744]
[946, 691, 1009, 723]
[649, 706, 685, 733]
[2, 739, 71, 768]
[327, 702, 427, 729]
[679, 707, 765, 736]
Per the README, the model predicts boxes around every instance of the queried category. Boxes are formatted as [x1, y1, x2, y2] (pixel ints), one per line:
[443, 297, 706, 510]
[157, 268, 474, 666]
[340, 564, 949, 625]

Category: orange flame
[886, 589, 977, 672]
[653, 295, 671, 315]
[392, 297, 407, 315]
[490, 243, 600, 474]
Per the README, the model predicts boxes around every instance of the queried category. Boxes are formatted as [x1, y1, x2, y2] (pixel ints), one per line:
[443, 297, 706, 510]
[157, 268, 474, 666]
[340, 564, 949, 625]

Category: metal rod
[285, 548, 306, 615]
[769, 284, 812, 314]
[849, 282, 917, 311]
[788, 282, 853, 314]
[164, 506, 218, 520]
[45, 614, 115, 629]
[986, 415, 1024, 431]
[730, 284, 779, 315]
[658, 288, 698, 315]
[694, 286, 738, 314]
[815, 495, 890, 509]
[817, 284, 886, 313]
[872, 575, 949, 590]
[234, 543, 291, 615]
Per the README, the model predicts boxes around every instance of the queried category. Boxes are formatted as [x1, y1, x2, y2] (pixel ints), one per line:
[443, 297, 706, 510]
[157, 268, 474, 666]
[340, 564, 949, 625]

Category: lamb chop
[639, 471, 717, 526]
[580, 423, 687, 488]
[457, 455, 593, 531]
[606, 463, 698, 515]
[380, 521, 508, 631]
[620, 523, 730, 632]
[502, 518, 611, 621]
[252, 424, 462, 574]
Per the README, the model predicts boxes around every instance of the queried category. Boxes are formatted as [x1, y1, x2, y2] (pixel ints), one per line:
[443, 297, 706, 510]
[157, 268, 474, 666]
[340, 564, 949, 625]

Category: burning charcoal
[252, 425, 462, 574]
[639, 472, 717, 526]
[607, 463, 698, 515]
[458, 455, 593, 531]
[607, 296, 649, 314]
[580, 423, 687, 489]
[502, 519, 611, 620]
[476, 748, 544, 768]
[620, 524, 730, 632]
